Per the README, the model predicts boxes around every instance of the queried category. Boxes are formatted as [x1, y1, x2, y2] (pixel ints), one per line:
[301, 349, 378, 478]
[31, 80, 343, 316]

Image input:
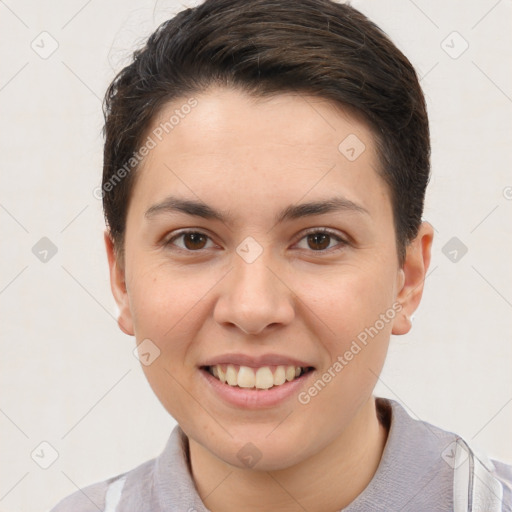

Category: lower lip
[199, 368, 315, 409]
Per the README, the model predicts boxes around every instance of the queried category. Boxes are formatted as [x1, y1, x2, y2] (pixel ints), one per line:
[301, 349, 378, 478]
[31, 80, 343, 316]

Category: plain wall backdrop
[1, 1, 511, 510]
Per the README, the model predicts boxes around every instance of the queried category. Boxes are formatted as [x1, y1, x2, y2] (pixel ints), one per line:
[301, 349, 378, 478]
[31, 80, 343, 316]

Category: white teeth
[237, 366, 255, 388]
[273, 365, 286, 386]
[255, 367, 274, 389]
[226, 364, 238, 386]
[208, 364, 307, 389]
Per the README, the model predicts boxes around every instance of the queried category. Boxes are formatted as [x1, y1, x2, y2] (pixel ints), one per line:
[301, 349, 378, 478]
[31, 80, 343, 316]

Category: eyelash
[164, 228, 349, 255]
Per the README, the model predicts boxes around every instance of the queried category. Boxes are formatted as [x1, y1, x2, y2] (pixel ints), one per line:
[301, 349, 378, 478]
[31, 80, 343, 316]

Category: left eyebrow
[144, 195, 370, 225]
[275, 197, 369, 224]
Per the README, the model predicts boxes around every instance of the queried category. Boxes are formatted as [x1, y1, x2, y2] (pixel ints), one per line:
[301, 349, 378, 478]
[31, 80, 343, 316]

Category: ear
[104, 229, 134, 336]
[392, 221, 434, 335]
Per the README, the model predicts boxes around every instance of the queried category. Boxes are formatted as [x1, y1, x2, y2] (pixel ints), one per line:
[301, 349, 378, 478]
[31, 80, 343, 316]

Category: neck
[188, 396, 389, 512]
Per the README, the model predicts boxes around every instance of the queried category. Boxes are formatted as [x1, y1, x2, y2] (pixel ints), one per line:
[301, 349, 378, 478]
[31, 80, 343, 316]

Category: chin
[211, 429, 315, 472]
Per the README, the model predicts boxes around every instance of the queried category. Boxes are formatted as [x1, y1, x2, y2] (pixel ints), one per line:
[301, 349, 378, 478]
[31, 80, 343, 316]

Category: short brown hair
[102, 0, 430, 266]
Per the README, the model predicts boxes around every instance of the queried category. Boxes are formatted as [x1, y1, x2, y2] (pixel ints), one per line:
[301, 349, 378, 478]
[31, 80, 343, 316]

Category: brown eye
[307, 232, 331, 251]
[182, 232, 208, 250]
[166, 231, 213, 251]
[296, 229, 347, 253]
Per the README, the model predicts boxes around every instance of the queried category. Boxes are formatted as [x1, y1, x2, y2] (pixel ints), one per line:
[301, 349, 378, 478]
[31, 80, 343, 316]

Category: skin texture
[105, 86, 433, 511]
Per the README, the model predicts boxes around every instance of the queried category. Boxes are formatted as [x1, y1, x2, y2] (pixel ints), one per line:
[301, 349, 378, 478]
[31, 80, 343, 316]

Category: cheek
[293, 259, 397, 410]
[129, 260, 202, 330]
[293, 268, 394, 436]
[127, 261, 215, 367]
[298, 262, 397, 344]
[128, 264, 213, 421]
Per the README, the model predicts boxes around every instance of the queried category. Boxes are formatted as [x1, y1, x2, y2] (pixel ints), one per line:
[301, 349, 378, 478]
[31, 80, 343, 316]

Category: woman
[51, 0, 512, 510]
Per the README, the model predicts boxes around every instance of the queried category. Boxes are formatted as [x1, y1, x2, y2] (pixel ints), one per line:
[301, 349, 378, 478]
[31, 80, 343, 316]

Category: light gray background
[1, 1, 511, 511]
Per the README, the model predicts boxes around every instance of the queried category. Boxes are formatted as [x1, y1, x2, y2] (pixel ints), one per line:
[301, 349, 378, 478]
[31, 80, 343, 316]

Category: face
[106, 86, 432, 471]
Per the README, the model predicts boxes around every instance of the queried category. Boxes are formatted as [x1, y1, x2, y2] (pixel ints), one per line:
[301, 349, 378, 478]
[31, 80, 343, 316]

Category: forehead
[130, 86, 389, 224]
[147, 86, 374, 157]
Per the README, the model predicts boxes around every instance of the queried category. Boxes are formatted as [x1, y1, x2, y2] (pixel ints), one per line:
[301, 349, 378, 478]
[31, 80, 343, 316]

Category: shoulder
[492, 457, 512, 483]
[50, 424, 193, 512]
[49, 458, 156, 512]
[489, 458, 512, 511]
[375, 398, 512, 510]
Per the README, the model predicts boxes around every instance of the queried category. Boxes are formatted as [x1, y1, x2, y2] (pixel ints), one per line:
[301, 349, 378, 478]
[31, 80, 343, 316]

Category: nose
[213, 252, 295, 335]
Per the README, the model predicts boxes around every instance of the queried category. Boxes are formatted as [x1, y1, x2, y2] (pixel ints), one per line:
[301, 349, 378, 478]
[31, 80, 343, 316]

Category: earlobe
[392, 222, 434, 336]
[104, 230, 134, 336]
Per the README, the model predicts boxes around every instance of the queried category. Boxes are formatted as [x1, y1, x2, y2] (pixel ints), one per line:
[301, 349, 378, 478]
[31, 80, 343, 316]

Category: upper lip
[200, 353, 314, 369]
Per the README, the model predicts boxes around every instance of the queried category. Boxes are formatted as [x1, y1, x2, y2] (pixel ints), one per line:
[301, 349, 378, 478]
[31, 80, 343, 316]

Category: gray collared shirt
[50, 397, 512, 511]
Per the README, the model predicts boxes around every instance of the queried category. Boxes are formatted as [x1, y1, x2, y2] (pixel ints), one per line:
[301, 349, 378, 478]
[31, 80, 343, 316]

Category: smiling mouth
[201, 364, 315, 390]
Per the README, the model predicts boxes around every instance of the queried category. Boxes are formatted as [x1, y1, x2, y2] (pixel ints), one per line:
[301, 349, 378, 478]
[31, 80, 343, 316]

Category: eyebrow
[144, 195, 369, 224]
